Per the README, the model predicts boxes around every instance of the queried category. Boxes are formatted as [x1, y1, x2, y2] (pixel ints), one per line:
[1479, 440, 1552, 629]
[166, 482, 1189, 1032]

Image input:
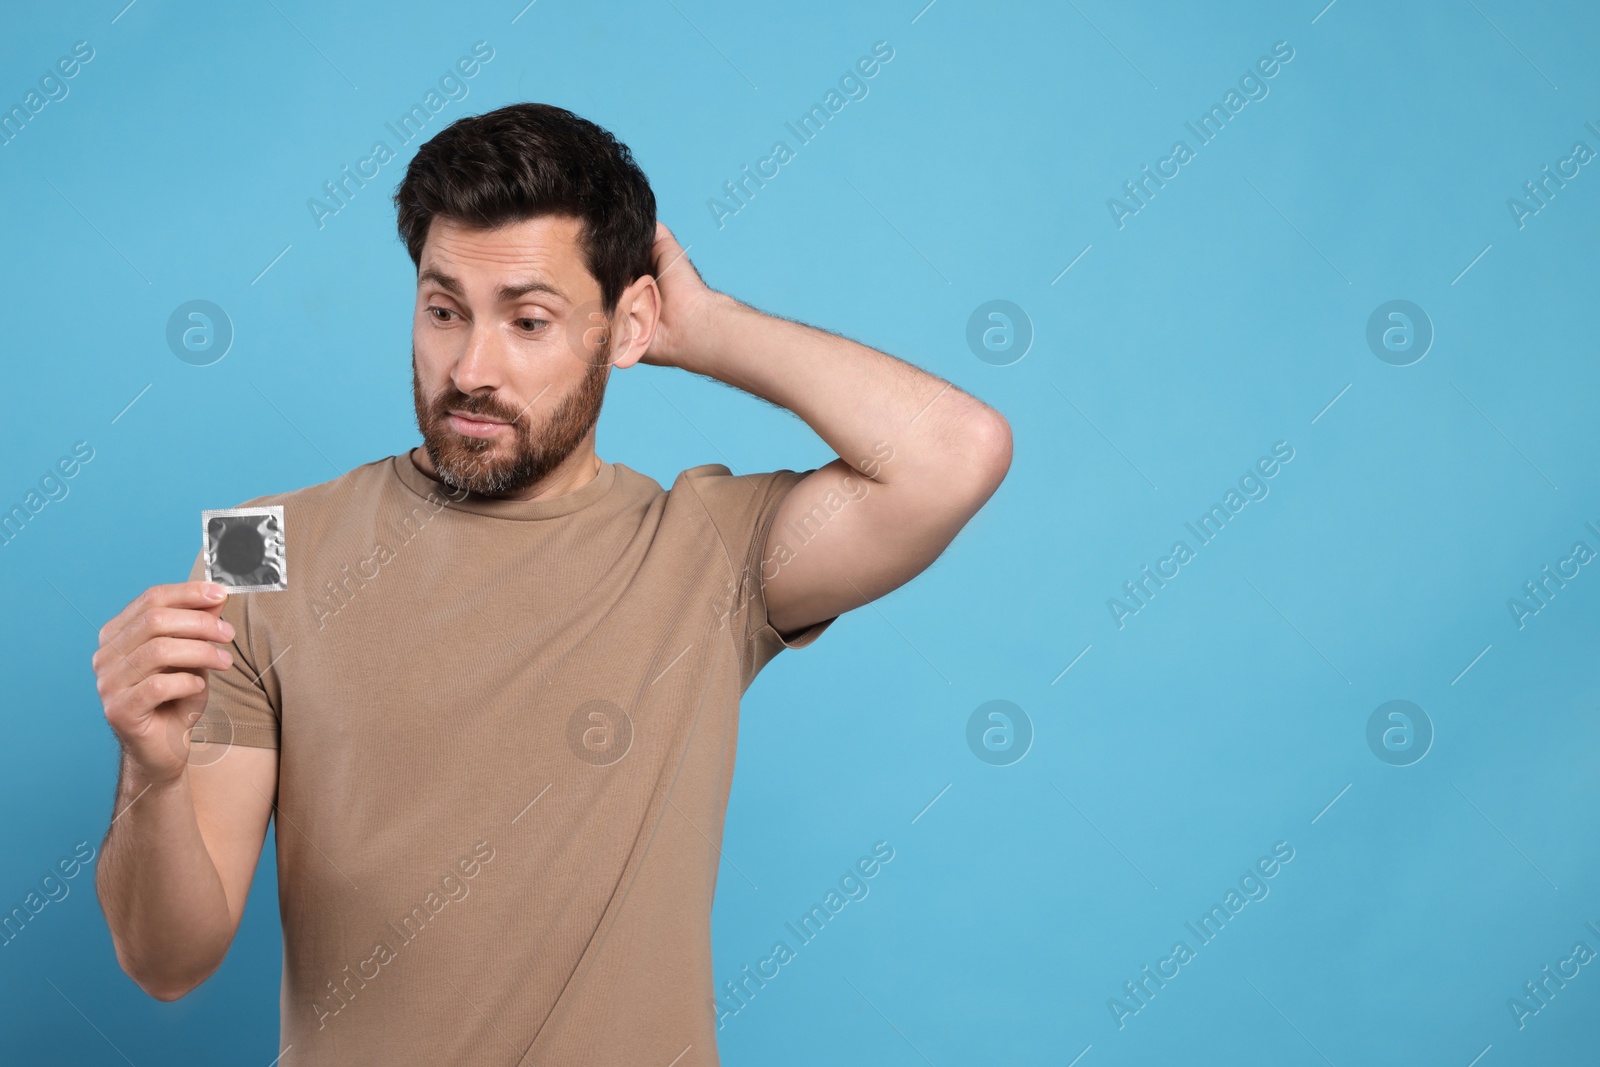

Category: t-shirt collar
[391, 447, 617, 521]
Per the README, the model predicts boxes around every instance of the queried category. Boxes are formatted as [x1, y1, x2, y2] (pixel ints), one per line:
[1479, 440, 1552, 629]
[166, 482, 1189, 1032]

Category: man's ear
[607, 274, 661, 370]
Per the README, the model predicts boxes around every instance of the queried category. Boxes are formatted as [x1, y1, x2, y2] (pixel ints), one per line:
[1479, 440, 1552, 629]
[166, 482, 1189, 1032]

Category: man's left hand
[639, 222, 723, 369]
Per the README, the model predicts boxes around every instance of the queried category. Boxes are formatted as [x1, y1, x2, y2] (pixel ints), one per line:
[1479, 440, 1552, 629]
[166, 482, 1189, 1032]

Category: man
[92, 103, 1010, 1065]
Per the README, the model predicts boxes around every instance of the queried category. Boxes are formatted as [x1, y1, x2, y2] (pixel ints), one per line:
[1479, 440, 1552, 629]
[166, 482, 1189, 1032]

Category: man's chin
[424, 438, 510, 493]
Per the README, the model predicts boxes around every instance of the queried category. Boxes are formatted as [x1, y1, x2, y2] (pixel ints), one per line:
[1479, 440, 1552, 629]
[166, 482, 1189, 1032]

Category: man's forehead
[419, 215, 591, 300]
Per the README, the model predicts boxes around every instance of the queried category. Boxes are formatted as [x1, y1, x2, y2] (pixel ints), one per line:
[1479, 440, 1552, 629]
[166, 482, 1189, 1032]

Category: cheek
[411, 350, 457, 395]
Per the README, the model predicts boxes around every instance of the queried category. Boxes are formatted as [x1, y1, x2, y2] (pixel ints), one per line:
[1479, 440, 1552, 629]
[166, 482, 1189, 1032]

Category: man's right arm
[91, 581, 277, 1001]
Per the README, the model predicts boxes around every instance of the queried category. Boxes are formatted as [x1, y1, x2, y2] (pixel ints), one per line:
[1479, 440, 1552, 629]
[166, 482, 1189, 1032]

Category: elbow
[96, 862, 235, 1003]
[126, 957, 210, 1002]
[963, 408, 1013, 497]
[142, 980, 197, 1003]
[984, 410, 1014, 481]
[111, 938, 218, 1003]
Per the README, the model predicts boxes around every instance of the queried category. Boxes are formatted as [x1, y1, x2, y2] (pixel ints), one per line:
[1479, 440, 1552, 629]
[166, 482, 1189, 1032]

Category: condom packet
[201, 505, 287, 593]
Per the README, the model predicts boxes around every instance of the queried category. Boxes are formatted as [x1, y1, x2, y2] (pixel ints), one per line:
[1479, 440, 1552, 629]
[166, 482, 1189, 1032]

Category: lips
[446, 410, 514, 439]
[448, 409, 509, 424]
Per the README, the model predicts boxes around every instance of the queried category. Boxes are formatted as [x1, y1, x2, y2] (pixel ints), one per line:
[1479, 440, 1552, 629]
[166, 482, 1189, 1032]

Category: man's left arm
[641, 225, 1014, 638]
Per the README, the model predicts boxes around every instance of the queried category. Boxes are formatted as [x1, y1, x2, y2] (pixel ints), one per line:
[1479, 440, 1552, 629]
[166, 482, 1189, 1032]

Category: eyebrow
[417, 268, 569, 306]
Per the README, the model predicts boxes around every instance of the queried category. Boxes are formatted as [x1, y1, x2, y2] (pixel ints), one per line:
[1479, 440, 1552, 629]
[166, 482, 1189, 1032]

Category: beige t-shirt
[185, 448, 835, 1065]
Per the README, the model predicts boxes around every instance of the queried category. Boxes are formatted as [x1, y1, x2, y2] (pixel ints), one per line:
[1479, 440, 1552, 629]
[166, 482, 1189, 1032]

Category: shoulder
[670, 463, 812, 539]
[671, 463, 808, 510]
[665, 463, 812, 558]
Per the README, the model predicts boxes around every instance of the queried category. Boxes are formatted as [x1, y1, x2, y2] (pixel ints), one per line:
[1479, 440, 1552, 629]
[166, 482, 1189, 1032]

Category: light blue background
[3, 1, 1598, 1063]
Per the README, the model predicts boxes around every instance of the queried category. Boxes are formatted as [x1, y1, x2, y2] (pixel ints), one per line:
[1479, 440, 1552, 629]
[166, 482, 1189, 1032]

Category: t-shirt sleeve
[680, 464, 838, 688]
[184, 547, 282, 749]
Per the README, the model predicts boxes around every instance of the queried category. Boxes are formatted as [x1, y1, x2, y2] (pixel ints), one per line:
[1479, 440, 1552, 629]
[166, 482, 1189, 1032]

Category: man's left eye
[517, 318, 547, 331]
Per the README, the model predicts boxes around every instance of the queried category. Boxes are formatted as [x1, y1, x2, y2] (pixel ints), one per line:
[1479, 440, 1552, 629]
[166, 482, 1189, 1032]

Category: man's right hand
[93, 581, 236, 785]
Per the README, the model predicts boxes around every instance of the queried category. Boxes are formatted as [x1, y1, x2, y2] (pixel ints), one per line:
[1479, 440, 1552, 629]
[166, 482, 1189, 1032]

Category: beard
[411, 340, 611, 497]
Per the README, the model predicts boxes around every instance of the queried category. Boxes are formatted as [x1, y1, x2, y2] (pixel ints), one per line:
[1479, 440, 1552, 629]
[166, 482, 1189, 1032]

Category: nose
[451, 323, 503, 396]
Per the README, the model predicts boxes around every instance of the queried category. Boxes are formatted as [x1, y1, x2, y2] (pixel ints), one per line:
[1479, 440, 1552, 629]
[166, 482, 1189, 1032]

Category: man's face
[411, 214, 616, 497]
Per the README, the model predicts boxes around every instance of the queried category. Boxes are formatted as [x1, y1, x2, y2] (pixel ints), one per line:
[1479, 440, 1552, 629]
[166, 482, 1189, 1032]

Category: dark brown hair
[393, 103, 656, 314]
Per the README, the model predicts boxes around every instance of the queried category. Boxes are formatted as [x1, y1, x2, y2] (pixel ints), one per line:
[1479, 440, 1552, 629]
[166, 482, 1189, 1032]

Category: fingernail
[220, 621, 236, 640]
[205, 583, 226, 601]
